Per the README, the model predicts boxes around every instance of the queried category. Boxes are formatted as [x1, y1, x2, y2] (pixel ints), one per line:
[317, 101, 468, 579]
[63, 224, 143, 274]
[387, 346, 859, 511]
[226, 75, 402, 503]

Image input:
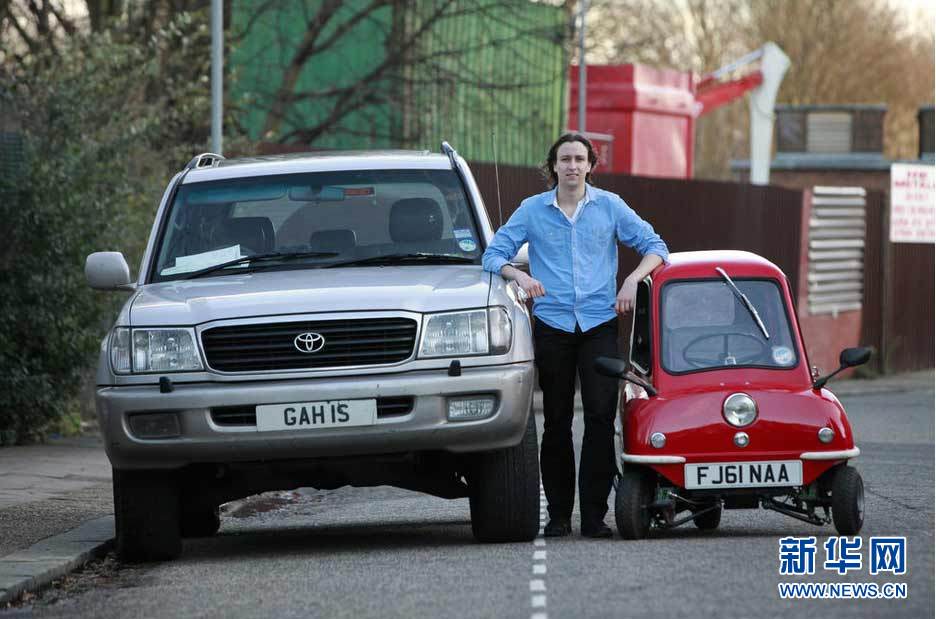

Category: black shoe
[543, 518, 572, 537]
[581, 521, 613, 538]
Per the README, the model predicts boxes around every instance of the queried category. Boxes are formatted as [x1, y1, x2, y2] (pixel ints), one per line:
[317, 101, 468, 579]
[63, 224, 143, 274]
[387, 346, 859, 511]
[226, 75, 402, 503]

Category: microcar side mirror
[85, 252, 135, 291]
[594, 356, 657, 396]
[840, 347, 872, 368]
[813, 346, 873, 389]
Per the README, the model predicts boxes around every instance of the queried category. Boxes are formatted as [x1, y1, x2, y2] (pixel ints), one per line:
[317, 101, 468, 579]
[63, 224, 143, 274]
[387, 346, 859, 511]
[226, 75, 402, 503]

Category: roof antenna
[492, 129, 503, 228]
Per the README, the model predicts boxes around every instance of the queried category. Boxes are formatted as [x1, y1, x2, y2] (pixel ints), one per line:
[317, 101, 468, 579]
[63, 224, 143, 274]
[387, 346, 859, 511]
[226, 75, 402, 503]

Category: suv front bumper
[97, 362, 534, 469]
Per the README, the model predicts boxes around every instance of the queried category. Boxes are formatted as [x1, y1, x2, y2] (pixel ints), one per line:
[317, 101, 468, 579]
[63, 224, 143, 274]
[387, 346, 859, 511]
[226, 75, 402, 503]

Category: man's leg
[577, 317, 620, 532]
[533, 318, 578, 529]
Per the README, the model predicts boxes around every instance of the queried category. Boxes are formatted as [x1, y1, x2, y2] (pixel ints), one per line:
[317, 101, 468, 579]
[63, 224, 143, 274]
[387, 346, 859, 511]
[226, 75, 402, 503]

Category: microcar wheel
[180, 504, 222, 538]
[615, 466, 654, 539]
[692, 503, 722, 531]
[830, 465, 864, 535]
[469, 409, 540, 542]
[114, 469, 182, 562]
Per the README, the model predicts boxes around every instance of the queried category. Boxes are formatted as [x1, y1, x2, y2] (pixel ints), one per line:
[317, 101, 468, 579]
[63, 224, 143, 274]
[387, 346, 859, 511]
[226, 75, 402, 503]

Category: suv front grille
[211, 397, 414, 426]
[202, 318, 418, 372]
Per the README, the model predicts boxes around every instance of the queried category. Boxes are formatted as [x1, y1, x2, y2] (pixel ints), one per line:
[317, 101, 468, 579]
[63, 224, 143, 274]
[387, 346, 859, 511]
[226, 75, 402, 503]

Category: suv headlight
[110, 327, 204, 374]
[418, 307, 512, 358]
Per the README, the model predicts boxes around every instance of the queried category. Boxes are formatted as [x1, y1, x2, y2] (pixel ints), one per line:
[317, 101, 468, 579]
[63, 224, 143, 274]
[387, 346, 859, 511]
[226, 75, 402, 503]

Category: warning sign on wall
[890, 163, 935, 243]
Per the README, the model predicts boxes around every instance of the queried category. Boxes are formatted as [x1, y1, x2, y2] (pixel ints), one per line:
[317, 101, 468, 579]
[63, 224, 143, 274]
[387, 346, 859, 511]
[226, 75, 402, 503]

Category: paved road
[4, 379, 933, 618]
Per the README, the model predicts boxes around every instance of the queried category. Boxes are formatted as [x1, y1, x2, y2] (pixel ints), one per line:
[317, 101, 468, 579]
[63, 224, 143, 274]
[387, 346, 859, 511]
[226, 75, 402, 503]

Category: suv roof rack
[185, 152, 226, 170]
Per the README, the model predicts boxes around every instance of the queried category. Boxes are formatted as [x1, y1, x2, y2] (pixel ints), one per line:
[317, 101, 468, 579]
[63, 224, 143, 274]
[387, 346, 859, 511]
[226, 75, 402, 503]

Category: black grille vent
[202, 317, 418, 372]
[211, 397, 414, 426]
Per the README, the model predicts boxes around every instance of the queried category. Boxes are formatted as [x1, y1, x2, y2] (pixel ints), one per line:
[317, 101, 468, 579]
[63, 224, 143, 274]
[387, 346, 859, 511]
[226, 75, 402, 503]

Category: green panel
[230, 0, 396, 149]
[230, 1, 567, 164]
[403, 2, 568, 166]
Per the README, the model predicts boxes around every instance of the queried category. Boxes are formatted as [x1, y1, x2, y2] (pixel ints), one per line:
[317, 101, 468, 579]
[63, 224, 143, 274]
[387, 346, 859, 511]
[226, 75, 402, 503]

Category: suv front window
[660, 279, 798, 374]
[151, 169, 481, 282]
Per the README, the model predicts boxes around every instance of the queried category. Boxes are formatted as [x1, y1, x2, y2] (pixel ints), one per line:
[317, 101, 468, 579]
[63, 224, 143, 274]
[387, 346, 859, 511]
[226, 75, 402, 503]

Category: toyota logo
[294, 332, 325, 353]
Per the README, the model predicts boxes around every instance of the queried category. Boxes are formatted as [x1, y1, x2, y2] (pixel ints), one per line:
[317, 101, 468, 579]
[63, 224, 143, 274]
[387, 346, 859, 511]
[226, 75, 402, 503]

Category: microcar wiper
[185, 251, 339, 279]
[715, 266, 770, 339]
[325, 253, 475, 268]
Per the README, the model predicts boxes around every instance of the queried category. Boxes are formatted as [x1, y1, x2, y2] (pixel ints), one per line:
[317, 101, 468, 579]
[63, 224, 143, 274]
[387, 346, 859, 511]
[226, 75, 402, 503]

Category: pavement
[0, 368, 932, 606]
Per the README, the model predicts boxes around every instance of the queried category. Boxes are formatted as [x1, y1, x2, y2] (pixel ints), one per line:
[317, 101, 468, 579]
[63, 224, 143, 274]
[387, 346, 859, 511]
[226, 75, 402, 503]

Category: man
[482, 133, 668, 538]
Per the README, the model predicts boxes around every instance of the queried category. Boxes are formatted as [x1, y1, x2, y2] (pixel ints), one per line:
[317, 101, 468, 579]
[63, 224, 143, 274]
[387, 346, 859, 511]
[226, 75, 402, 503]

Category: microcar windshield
[150, 169, 482, 282]
[660, 278, 799, 374]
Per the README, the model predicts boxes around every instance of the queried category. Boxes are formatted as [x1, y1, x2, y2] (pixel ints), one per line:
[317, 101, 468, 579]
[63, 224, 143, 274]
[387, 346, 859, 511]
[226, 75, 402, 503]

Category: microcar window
[629, 280, 652, 375]
[151, 169, 480, 281]
[660, 279, 799, 374]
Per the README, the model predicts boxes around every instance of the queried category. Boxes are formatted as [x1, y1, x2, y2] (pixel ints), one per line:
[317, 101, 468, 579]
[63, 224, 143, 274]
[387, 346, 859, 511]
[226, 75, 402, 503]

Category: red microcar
[595, 250, 870, 539]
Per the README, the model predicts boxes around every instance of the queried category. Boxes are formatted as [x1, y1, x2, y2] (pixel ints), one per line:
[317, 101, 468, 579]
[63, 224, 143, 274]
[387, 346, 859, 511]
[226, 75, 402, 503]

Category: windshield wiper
[185, 251, 339, 279]
[715, 266, 770, 339]
[325, 253, 475, 268]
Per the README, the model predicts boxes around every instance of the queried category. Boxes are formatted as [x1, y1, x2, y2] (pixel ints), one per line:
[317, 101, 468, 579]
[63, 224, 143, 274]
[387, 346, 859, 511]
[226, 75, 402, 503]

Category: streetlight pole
[211, 0, 223, 154]
[578, 0, 588, 133]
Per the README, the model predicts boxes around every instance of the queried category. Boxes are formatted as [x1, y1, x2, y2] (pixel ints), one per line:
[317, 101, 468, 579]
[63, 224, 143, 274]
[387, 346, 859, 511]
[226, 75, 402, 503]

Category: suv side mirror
[86, 252, 135, 291]
[813, 346, 873, 390]
[594, 356, 657, 396]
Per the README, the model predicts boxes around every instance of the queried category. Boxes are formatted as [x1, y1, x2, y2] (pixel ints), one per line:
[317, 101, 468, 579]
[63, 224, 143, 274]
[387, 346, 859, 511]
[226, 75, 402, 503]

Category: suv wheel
[114, 469, 182, 562]
[469, 409, 540, 542]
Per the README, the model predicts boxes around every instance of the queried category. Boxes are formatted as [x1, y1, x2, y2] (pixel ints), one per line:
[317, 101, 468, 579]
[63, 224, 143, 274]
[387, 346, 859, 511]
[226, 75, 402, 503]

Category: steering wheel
[682, 332, 768, 368]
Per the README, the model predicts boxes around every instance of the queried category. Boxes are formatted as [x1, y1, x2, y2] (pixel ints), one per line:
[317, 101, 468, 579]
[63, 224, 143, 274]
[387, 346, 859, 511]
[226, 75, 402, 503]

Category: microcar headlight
[110, 327, 203, 374]
[723, 393, 758, 427]
[419, 308, 512, 358]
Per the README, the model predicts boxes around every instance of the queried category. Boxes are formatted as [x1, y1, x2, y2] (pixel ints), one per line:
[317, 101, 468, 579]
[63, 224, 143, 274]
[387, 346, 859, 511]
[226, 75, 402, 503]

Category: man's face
[553, 141, 592, 192]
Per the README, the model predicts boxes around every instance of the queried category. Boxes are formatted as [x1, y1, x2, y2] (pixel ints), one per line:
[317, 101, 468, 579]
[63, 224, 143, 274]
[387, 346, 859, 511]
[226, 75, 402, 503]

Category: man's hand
[515, 271, 546, 298]
[616, 276, 638, 314]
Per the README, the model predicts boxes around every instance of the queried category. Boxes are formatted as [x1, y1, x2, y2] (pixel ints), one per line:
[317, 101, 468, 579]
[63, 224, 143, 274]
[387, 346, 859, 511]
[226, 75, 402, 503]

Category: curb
[0, 515, 114, 605]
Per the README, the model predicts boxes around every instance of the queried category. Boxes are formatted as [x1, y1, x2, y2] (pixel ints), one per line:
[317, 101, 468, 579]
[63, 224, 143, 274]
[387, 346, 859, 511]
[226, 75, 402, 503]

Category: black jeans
[534, 316, 620, 526]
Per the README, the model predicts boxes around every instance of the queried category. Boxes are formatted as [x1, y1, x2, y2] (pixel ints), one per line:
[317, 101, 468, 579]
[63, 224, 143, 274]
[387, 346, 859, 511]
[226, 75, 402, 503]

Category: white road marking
[533, 564, 547, 575]
[531, 481, 548, 618]
[530, 579, 546, 592]
[531, 614, 548, 619]
[531, 595, 547, 608]
[534, 538, 546, 546]
[533, 550, 546, 560]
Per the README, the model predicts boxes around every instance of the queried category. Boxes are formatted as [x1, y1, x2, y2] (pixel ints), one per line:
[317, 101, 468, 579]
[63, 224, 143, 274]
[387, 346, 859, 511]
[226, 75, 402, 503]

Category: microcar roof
[654, 250, 787, 282]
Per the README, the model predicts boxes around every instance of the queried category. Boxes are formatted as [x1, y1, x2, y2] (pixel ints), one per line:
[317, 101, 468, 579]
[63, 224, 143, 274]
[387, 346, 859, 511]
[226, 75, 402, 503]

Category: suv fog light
[733, 432, 750, 448]
[649, 432, 666, 448]
[447, 396, 497, 421]
[128, 412, 181, 439]
[818, 427, 835, 443]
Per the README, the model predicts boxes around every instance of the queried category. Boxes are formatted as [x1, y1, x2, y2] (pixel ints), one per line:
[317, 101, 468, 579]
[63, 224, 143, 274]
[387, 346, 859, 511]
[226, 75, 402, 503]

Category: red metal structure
[568, 43, 790, 182]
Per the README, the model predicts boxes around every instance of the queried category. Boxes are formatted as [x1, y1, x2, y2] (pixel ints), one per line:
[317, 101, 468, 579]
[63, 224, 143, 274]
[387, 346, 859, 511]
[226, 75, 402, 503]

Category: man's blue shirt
[482, 184, 669, 333]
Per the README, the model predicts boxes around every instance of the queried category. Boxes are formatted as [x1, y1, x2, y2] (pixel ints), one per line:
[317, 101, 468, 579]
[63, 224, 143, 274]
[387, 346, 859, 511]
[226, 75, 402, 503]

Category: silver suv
[86, 145, 539, 561]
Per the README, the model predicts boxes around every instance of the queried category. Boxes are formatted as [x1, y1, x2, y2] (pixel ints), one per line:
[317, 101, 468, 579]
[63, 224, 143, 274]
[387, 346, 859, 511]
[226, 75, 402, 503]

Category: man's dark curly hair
[542, 133, 598, 189]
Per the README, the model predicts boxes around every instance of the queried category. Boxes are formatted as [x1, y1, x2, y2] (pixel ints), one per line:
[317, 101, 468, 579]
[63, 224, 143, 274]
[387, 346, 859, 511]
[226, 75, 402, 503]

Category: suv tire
[469, 409, 540, 542]
[114, 469, 182, 562]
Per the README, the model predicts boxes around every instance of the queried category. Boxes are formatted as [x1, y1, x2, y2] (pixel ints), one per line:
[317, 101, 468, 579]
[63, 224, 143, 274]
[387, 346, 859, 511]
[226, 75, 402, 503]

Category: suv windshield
[151, 169, 481, 281]
[660, 279, 798, 374]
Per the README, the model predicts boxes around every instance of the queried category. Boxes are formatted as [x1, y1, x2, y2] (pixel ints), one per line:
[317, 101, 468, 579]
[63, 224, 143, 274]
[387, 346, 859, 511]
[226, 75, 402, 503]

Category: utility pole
[578, 0, 588, 132]
[211, 0, 223, 154]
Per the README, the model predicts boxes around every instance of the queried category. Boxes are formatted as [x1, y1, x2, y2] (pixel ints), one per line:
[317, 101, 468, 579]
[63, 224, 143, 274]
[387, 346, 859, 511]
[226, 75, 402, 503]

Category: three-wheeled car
[595, 250, 870, 539]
